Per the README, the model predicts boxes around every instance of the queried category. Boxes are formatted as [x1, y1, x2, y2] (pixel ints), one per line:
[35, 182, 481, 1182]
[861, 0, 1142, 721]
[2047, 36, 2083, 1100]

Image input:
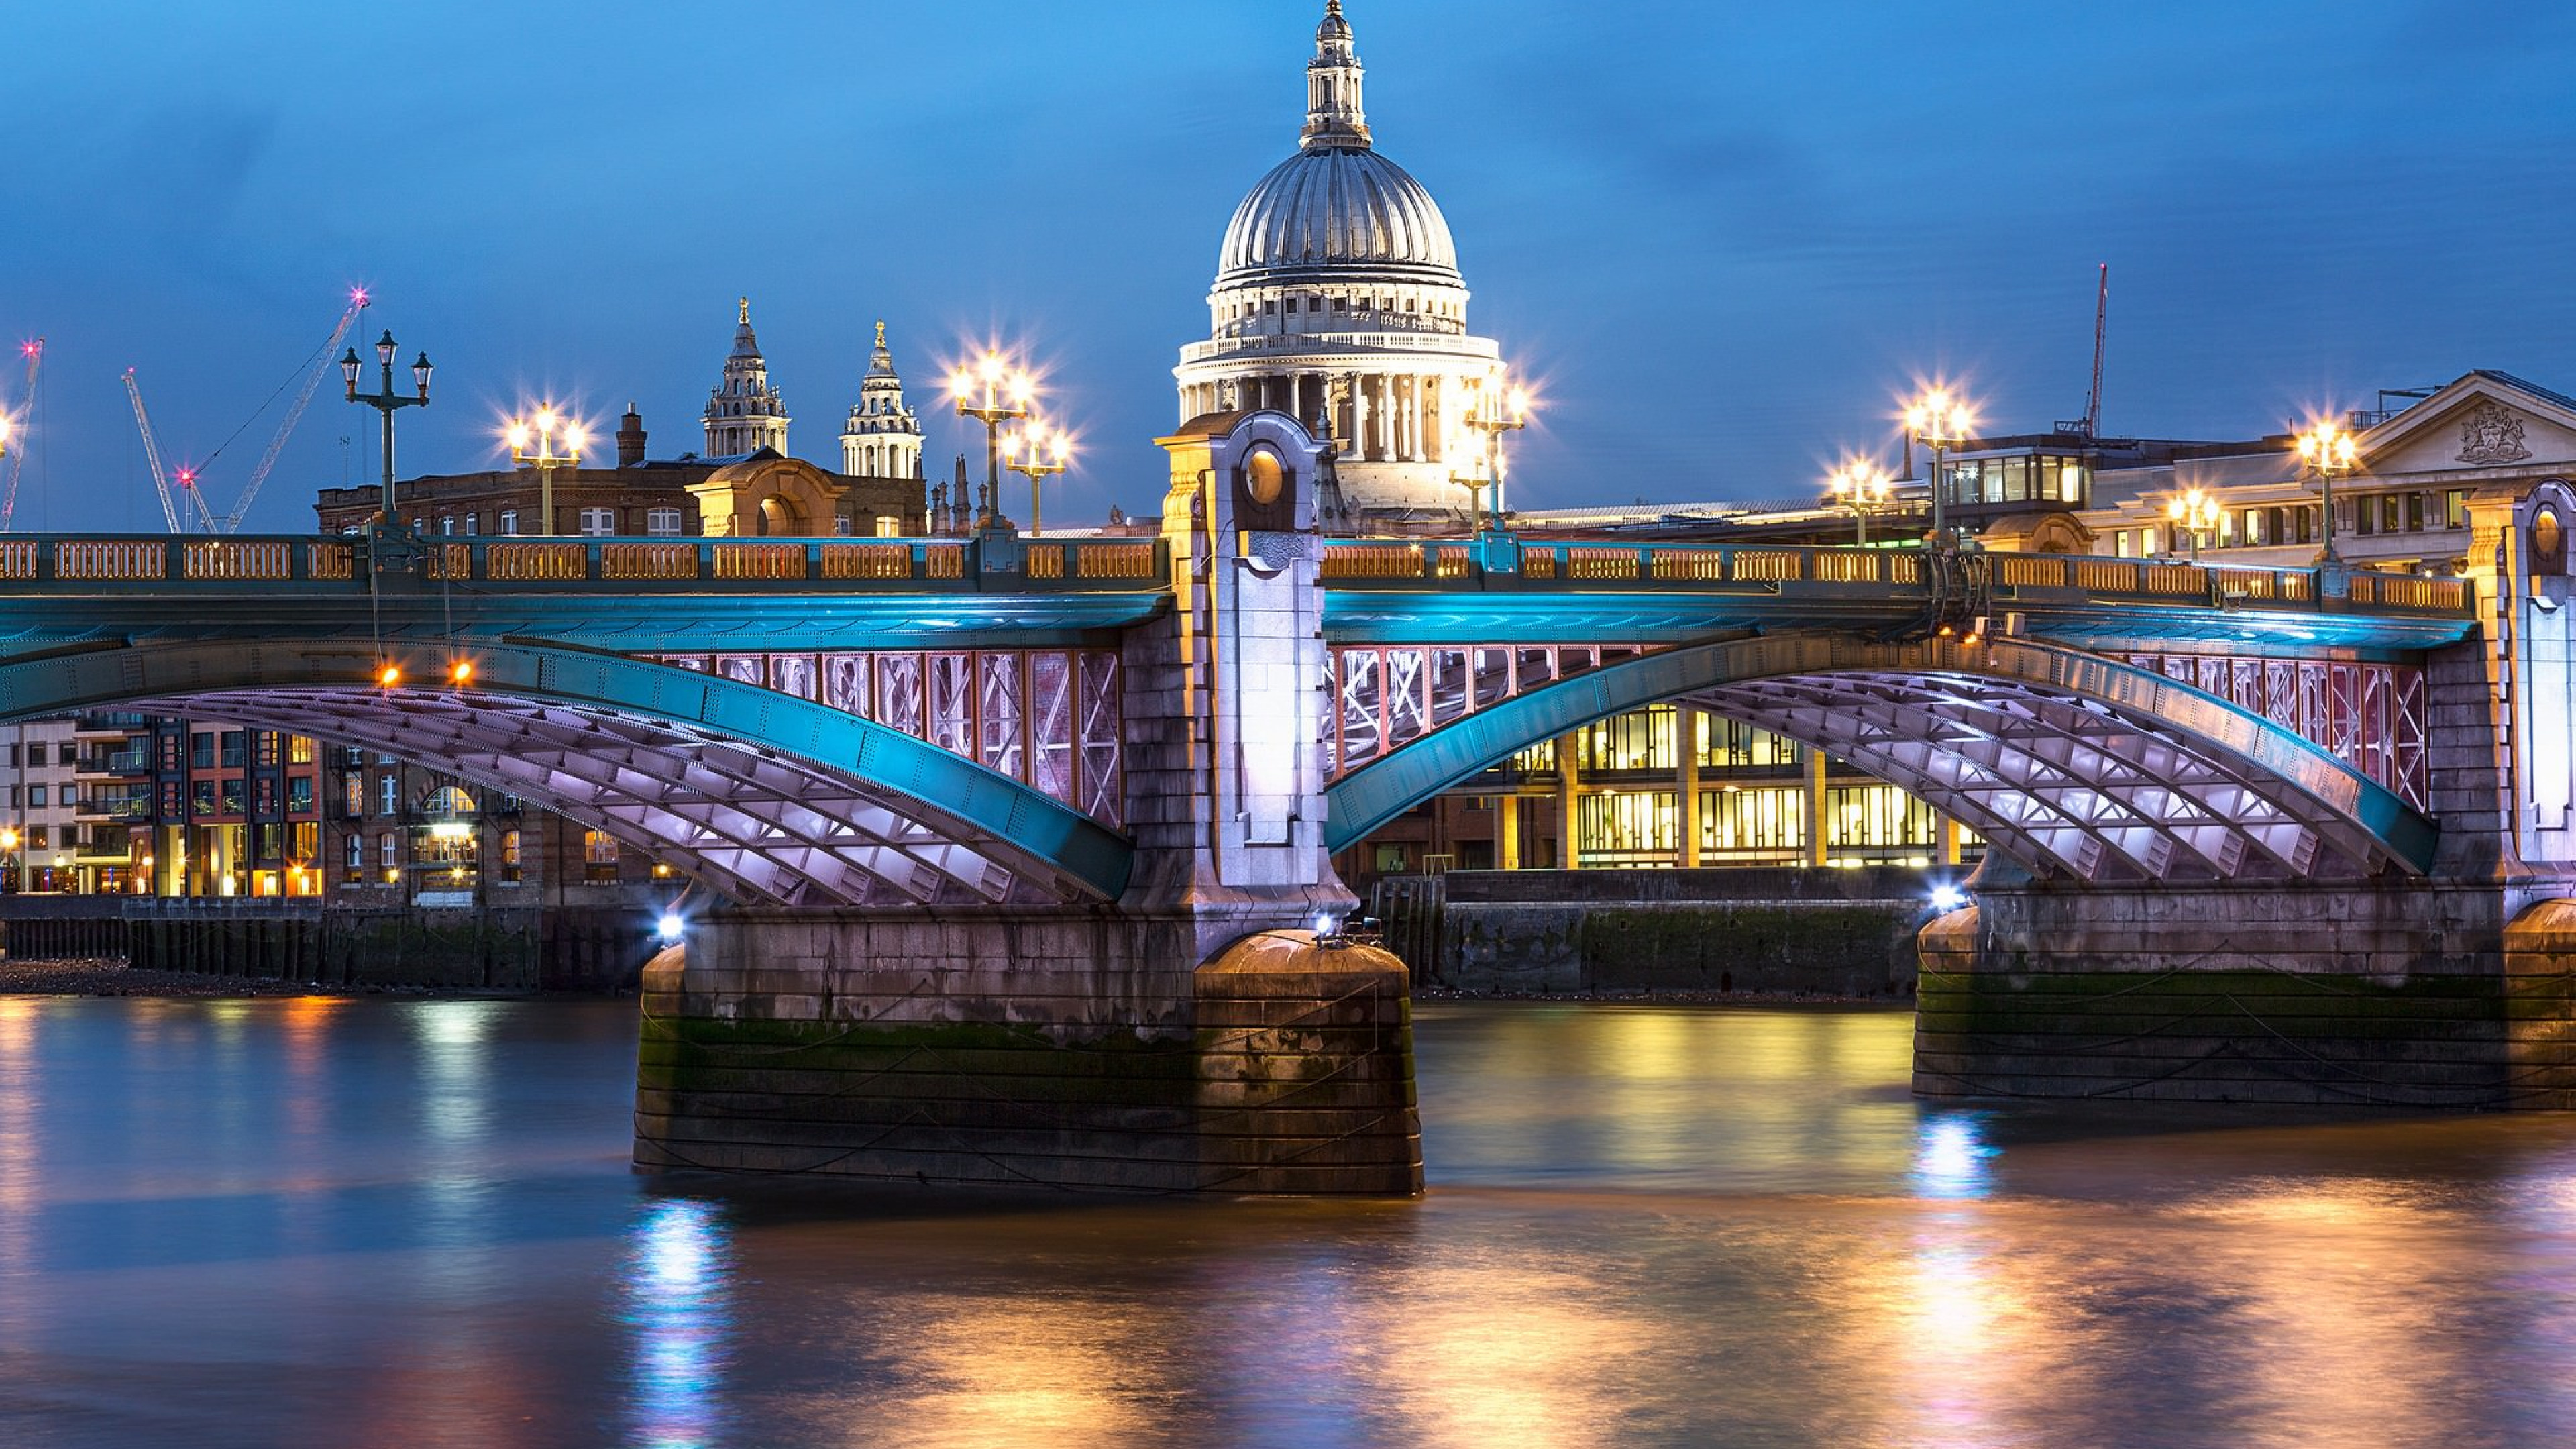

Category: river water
[3, 995, 2575, 1447]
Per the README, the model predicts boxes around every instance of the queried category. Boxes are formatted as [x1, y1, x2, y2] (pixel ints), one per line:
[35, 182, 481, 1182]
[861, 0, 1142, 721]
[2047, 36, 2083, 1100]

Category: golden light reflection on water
[1352, 1254, 1662, 1449]
[839, 1287, 1161, 1449]
[0, 1000, 35, 1316]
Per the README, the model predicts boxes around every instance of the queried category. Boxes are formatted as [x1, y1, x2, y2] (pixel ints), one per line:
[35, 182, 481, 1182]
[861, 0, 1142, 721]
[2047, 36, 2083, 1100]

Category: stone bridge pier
[634, 411, 1425, 1194]
[1919, 487, 2576, 1108]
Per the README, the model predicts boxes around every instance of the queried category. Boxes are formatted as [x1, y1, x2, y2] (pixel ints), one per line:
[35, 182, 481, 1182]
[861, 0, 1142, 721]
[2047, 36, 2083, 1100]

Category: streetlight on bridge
[503, 405, 586, 537]
[1903, 386, 1975, 547]
[1458, 375, 1531, 533]
[2165, 486, 2222, 562]
[1825, 460, 1894, 547]
[342, 329, 434, 523]
[1002, 421, 1072, 537]
[2296, 419, 2361, 570]
[951, 350, 1032, 530]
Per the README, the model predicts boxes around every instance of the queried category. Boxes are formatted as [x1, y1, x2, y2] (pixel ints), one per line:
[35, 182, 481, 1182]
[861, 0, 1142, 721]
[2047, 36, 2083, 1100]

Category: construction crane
[2055, 263, 2110, 438]
[0, 339, 40, 532]
[122, 368, 217, 534]
[215, 288, 369, 532]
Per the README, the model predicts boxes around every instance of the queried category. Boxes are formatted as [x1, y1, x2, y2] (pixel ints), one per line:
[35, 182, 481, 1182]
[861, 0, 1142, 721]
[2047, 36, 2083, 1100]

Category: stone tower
[839, 321, 925, 480]
[702, 297, 790, 458]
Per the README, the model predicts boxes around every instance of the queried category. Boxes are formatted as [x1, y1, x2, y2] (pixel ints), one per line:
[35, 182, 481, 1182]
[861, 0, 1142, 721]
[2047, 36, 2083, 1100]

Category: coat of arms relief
[2458, 400, 2534, 465]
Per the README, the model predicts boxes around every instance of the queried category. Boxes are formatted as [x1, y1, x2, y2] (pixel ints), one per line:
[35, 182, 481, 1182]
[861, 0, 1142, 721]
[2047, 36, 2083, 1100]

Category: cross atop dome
[1303, 0, 1368, 150]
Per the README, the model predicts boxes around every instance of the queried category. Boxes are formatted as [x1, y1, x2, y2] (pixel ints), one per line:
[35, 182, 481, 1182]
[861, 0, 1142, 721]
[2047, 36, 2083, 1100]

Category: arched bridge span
[1324, 632, 2437, 882]
[0, 637, 1133, 907]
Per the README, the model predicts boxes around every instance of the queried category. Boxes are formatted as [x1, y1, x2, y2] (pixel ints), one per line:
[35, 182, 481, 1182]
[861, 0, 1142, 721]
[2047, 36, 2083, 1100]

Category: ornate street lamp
[2165, 486, 2222, 562]
[343, 329, 433, 522]
[949, 350, 1032, 530]
[1458, 375, 1530, 532]
[1002, 421, 1072, 537]
[2295, 420, 2360, 567]
[1826, 461, 1895, 547]
[504, 405, 586, 537]
[1904, 386, 1975, 546]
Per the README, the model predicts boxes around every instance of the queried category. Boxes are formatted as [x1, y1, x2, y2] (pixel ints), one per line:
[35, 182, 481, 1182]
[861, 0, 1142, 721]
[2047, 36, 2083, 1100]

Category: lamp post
[1826, 462, 1894, 547]
[0, 826, 16, 896]
[2165, 486, 2222, 562]
[949, 350, 1031, 530]
[2296, 420, 2359, 568]
[342, 329, 433, 523]
[1458, 376, 1530, 533]
[1904, 387, 1974, 547]
[1002, 421, 1071, 537]
[504, 405, 586, 537]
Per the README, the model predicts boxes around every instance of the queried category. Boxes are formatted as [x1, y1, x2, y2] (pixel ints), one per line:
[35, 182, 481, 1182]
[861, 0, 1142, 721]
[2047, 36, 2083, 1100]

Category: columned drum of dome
[1176, 1, 1507, 519]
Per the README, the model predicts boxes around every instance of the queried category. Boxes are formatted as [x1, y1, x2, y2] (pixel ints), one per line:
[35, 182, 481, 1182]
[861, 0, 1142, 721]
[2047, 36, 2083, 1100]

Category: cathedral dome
[1216, 146, 1460, 289]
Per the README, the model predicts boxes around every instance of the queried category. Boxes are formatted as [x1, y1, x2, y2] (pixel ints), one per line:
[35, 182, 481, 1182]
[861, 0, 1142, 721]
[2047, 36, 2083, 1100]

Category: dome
[1216, 145, 1460, 288]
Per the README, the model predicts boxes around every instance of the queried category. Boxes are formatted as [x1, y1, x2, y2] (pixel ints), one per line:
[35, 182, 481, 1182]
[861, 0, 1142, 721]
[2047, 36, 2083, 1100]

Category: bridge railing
[0, 533, 1171, 594]
[1316, 539, 2475, 616]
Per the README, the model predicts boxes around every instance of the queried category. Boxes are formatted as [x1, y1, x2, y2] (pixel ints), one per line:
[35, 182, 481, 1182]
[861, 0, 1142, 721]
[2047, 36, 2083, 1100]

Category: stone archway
[689, 452, 847, 538]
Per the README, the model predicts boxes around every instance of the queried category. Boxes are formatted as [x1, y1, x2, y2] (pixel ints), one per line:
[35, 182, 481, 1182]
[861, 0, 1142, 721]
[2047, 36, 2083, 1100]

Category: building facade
[1174, 1, 1507, 521]
[316, 307, 926, 538]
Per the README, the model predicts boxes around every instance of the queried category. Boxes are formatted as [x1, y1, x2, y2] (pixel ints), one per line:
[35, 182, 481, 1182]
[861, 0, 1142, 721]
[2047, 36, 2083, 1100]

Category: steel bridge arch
[1324, 632, 2437, 881]
[0, 637, 1133, 906]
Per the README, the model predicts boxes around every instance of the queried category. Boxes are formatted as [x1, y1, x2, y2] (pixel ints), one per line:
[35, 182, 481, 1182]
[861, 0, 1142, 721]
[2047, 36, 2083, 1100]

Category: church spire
[706, 297, 790, 458]
[1302, 0, 1369, 150]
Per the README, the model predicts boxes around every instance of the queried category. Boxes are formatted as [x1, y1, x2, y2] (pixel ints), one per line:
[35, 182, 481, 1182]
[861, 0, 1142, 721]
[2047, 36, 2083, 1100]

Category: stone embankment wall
[1377, 867, 1936, 997]
[0, 900, 659, 992]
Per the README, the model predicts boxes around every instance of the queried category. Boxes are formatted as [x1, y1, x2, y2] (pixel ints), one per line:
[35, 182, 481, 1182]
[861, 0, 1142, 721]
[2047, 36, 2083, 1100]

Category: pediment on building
[2360, 371, 2576, 476]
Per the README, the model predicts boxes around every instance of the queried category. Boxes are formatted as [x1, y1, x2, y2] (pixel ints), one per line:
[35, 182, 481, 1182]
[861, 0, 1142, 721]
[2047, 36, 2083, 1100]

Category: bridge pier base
[633, 906, 1421, 1195]
[1916, 881, 2576, 1108]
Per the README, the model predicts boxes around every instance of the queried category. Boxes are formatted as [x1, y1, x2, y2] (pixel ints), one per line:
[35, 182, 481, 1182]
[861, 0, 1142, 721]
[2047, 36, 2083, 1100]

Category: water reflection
[622, 1196, 735, 1449]
[0, 997, 2573, 1446]
[1910, 1113, 1996, 1199]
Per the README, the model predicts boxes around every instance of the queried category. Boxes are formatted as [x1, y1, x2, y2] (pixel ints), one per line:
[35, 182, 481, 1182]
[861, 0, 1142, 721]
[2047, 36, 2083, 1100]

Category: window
[24, 785, 42, 808]
[190, 733, 215, 769]
[1696, 715, 1801, 769]
[465, 513, 480, 535]
[25, 826, 43, 850]
[646, 507, 684, 537]
[379, 831, 397, 870]
[500, 828, 522, 883]
[345, 833, 364, 870]
[191, 780, 217, 818]
[499, 508, 520, 535]
[1577, 706, 1676, 774]
[579, 508, 616, 536]
[219, 731, 246, 769]
[288, 776, 313, 814]
[1825, 784, 1936, 861]
[341, 773, 364, 816]
[378, 774, 398, 816]
[220, 779, 244, 815]
[1576, 790, 1678, 867]
[439, 516, 455, 535]
[57, 783, 75, 808]
[22, 742, 41, 767]
[2446, 489, 2470, 529]
[584, 829, 621, 883]
[256, 823, 284, 861]
[289, 735, 315, 765]
[256, 731, 280, 767]
[291, 821, 316, 861]
[875, 514, 902, 538]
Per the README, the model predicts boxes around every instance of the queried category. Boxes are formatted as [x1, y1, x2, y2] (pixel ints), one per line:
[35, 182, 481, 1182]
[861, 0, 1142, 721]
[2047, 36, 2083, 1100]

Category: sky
[3, 0, 2574, 533]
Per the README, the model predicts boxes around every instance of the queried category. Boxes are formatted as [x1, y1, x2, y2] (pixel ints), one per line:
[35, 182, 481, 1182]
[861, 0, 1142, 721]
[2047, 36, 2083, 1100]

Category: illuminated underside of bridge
[148, 688, 1092, 908]
[1323, 634, 2438, 883]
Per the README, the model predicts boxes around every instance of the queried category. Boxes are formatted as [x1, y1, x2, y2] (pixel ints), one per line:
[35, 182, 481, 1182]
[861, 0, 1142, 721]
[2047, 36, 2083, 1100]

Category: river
[1, 994, 2573, 1447]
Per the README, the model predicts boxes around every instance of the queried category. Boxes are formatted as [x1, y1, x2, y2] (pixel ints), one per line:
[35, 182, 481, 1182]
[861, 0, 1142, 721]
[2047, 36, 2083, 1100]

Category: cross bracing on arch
[0, 637, 1133, 907]
[1323, 632, 2436, 883]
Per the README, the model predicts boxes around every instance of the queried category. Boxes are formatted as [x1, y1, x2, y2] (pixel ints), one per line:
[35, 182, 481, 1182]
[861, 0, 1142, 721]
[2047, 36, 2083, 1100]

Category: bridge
[3, 409, 2559, 1191]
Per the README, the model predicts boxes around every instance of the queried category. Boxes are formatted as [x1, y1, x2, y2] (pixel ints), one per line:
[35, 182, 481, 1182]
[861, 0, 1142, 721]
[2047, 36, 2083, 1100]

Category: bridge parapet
[1317, 537, 2474, 619]
[0, 531, 1171, 595]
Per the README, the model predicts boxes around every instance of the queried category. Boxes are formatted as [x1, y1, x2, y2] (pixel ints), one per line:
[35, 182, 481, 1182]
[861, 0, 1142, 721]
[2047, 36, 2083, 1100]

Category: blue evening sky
[3, 1, 2572, 531]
